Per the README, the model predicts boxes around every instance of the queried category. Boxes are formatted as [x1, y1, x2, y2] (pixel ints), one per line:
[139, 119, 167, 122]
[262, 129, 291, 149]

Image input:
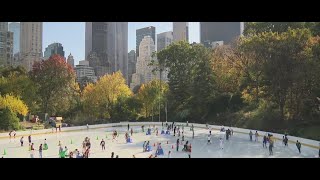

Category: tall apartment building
[173, 22, 189, 42]
[136, 26, 155, 57]
[20, 22, 43, 71]
[0, 22, 13, 67]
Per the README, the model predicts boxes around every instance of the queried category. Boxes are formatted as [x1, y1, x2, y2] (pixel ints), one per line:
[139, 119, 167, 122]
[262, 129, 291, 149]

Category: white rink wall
[1, 121, 319, 154]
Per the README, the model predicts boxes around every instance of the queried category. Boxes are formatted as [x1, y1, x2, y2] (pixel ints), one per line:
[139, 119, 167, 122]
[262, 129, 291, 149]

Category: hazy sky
[43, 22, 200, 65]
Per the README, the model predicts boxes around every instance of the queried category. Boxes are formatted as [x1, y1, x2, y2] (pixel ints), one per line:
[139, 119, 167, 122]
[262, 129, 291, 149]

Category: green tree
[137, 80, 168, 120]
[0, 108, 20, 130]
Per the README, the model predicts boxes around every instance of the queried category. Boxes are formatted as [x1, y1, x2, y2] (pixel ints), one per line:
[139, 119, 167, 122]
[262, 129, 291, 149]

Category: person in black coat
[296, 140, 301, 154]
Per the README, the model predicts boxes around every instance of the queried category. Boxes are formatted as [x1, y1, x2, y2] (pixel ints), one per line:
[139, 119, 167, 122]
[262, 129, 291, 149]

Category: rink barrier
[0, 122, 319, 150]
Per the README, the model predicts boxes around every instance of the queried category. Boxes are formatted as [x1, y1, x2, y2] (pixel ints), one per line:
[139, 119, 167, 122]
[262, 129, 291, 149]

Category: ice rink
[0, 125, 318, 158]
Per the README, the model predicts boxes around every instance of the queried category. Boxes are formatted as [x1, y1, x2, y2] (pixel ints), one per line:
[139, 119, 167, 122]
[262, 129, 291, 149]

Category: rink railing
[0, 122, 319, 150]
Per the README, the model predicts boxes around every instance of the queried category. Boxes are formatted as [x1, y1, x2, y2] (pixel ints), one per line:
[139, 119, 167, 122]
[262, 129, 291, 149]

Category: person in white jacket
[207, 135, 211, 145]
[219, 138, 224, 149]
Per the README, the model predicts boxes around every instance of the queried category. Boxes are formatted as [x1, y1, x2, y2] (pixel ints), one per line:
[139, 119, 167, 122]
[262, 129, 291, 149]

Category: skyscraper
[157, 31, 173, 52]
[136, 26, 155, 57]
[67, 53, 74, 67]
[44, 42, 65, 60]
[0, 22, 8, 32]
[200, 22, 244, 47]
[85, 22, 128, 81]
[107, 22, 128, 83]
[128, 50, 136, 85]
[9, 22, 20, 54]
[173, 22, 189, 42]
[0, 22, 13, 67]
[20, 22, 43, 71]
[130, 36, 158, 89]
[157, 31, 173, 82]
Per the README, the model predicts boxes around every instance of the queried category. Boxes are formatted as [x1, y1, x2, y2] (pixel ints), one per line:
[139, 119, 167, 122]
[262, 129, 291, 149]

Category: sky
[43, 22, 200, 65]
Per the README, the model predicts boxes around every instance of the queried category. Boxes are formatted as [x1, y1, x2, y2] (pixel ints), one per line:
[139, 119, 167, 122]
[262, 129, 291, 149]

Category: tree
[137, 80, 168, 120]
[0, 108, 20, 130]
[0, 94, 28, 130]
[0, 70, 39, 114]
[82, 71, 132, 120]
[244, 22, 306, 36]
[240, 28, 320, 120]
[0, 94, 28, 116]
[30, 55, 76, 116]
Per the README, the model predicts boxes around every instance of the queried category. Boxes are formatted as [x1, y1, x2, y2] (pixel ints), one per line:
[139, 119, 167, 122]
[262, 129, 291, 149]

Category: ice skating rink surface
[0, 125, 318, 158]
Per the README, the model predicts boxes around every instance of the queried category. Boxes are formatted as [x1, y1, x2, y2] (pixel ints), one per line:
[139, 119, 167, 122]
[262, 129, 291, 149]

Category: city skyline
[42, 22, 200, 65]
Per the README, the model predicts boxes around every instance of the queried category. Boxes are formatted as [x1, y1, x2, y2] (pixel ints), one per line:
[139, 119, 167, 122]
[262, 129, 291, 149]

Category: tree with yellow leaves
[0, 94, 28, 130]
[82, 71, 132, 120]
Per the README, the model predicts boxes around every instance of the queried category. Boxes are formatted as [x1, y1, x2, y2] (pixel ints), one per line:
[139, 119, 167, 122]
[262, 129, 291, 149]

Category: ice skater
[39, 144, 43, 158]
[100, 139, 105, 150]
[176, 139, 180, 151]
[263, 135, 267, 148]
[269, 139, 274, 156]
[255, 131, 259, 142]
[131, 128, 133, 136]
[187, 144, 192, 158]
[28, 135, 31, 145]
[142, 141, 146, 152]
[219, 138, 224, 149]
[128, 124, 130, 131]
[156, 128, 158, 136]
[192, 129, 194, 139]
[30, 143, 35, 158]
[174, 126, 176, 136]
[111, 152, 114, 158]
[182, 135, 185, 142]
[284, 136, 288, 146]
[249, 131, 253, 141]
[145, 141, 150, 152]
[87, 124, 89, 130]
[207, 135, 211, 145]
[296, 140, 301, 154]
[13, 130, 16, 139]
[9, 131, 12, 139]
[168, 151, 171, 158]
[44, 139, 48, 150]
[20, 136, 24, 146]
[178, 130, 180, 137]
